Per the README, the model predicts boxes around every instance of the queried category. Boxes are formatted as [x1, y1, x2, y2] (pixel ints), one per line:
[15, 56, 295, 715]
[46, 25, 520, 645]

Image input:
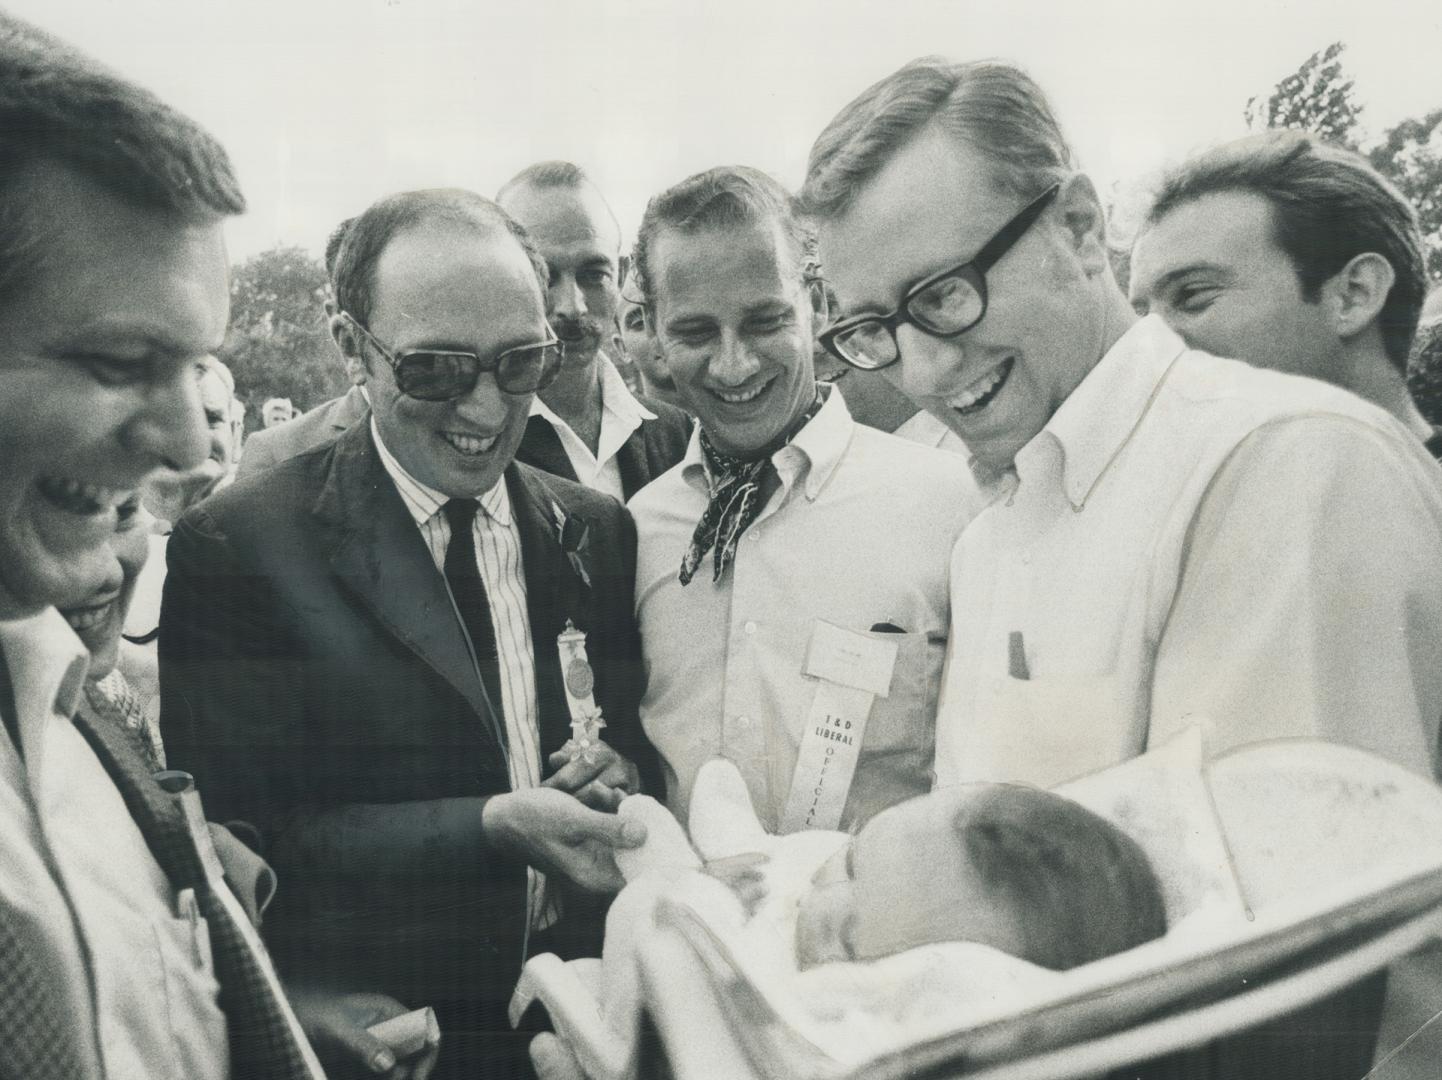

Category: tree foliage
[1247, 42, 1442, 283]
[1245, 42, 1361, 149]
[1369, 108, 1442, 281]
[218, 245, 347, 431]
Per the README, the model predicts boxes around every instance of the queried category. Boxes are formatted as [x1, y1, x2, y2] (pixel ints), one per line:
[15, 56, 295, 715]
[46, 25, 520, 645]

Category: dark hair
[1144, 130, 1426, 371]
[957, 785, 1166, 970]
[0, 10, 245, 298]
[633, 166, 809, 312]
[323, 216, 356, 284]
[800, 57, 1071, 220]
[333, 188, 548, 328]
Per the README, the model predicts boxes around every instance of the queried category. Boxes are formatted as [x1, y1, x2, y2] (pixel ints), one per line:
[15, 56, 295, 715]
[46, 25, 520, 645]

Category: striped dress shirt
[370, 420, 553, 927]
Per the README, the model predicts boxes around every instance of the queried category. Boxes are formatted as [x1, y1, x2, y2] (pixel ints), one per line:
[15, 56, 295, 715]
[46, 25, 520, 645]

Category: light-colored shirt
[530, 355, 656, 501]
[0, 609, 228, 1080]
[632, 390, 983, 832]
[370, 419, 553, 926]
[892, 409, 968, 455]
[936, 315, 1442, 790]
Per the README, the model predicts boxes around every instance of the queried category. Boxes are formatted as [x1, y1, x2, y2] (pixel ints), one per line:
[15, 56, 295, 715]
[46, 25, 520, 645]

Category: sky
[10, 0, 1442, 264]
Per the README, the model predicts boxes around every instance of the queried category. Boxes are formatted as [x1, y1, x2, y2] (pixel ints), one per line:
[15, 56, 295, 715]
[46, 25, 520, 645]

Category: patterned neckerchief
[678, 389, 824, 586]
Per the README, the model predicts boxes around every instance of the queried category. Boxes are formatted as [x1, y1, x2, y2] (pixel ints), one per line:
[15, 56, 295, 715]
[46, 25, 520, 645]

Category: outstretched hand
[484, 786, 647, 892]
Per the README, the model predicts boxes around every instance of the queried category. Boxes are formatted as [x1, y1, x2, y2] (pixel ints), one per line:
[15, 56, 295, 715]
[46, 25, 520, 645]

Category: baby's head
[796, 783, 1166, 970]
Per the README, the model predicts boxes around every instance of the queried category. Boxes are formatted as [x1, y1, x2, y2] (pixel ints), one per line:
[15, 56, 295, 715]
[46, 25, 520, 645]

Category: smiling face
[650, 216, 819, 458]
[58, 497, 152, 677]
[1129, 190, 1342, 381]
[819, 126, 1105, 472]
[0, 161, 228, 619]
[355, 222, 549, 497]
[502, 184, 621, 373]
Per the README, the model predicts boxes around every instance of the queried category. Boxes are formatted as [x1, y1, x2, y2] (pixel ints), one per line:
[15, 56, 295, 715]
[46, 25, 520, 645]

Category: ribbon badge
[558, 619, 607, 764]
[551, 501, 592, 589]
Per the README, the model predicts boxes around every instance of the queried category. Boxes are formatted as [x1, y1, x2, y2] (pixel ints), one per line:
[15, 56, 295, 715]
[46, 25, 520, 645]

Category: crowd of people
[3, 8, 1442, 1080]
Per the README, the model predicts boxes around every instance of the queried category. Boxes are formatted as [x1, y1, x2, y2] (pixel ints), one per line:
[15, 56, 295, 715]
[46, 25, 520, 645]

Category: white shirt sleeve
[1149, 414, 1442, 779]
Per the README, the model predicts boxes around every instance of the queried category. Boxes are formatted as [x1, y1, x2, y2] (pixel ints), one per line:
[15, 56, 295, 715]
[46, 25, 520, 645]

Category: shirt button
[736, 715, 752, 729]
[748, 530, 760, 542]
[744, 621, 758, 635]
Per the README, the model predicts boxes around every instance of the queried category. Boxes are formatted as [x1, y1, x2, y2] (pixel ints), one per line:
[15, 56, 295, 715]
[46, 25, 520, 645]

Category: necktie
[442, 499, 508, 741]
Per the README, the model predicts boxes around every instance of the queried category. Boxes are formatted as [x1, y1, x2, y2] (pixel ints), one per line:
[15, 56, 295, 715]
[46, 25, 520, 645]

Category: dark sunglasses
[344, 314, 563, 400]
[819, 183, 1061, 371]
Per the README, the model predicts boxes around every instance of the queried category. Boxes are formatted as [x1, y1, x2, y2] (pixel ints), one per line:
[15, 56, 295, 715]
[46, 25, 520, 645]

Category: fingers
[544, 745, 640, 798]
[531, 1032, 588, 1080]
[325, 1022, 397, 1075]
[571, 779, 626, 813]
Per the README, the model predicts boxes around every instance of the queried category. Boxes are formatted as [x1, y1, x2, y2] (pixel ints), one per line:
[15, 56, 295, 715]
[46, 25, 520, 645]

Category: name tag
[780, 623, 899, 833]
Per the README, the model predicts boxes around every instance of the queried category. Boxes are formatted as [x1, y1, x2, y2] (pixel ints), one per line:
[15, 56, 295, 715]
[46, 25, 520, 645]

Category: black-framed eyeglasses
[818, 183, 1061, 371]
[344, 314, 563, 400]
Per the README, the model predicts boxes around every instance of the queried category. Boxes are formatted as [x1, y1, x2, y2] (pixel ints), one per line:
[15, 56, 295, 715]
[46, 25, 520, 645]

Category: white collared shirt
[632, 390, 984, 832]
[370, 419, 552, 926]
[530, 356, 656, 501]
[936, 315, 1442, 790]
[0, 609, 228, 1080]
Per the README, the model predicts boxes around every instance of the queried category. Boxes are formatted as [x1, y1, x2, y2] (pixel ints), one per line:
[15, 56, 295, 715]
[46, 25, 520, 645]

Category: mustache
[549, 315, 605, 346]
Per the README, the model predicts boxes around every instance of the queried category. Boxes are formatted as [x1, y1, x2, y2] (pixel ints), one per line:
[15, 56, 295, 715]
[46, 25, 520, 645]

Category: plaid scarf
[679, 390, 825, 586]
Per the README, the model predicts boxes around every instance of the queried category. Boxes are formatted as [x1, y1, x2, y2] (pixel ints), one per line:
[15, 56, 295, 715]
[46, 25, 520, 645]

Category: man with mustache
[499, 162, 692, 501]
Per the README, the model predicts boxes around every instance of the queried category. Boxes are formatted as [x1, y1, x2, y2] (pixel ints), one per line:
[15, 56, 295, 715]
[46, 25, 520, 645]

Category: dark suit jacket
[516, 393, 692, 501]
[235, 385, 369, 480]
[158, 422, 655, 1042]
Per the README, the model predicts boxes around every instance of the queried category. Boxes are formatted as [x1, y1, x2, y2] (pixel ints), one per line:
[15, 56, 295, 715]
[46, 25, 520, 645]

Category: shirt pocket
[963, 672, 1132, 788]
[858, 630, 941, 756]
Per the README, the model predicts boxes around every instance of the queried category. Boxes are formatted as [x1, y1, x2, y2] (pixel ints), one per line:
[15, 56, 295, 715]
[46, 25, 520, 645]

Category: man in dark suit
[499, 162, 692, 501]
[0, 12, 429, 1079]
[160, 187, 658, 1079]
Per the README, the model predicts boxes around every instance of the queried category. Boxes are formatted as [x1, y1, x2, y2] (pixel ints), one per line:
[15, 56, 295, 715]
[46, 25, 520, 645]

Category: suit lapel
[517, 415, 580, 485]
[314, 426, 506, 760]
[508, 465, 580, 758]
[615, 426, 650, 501]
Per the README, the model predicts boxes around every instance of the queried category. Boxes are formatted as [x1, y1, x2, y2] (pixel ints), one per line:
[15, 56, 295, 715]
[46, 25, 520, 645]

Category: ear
[1323, 252, 1395, 340]
[329, 313, 369, 386]
[806, 277, 830, 336]
[1053, 173, 1110, 277]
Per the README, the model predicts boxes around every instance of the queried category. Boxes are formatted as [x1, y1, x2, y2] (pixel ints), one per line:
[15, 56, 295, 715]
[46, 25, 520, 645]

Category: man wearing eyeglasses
[628, 166, 980, 836]
[159, 188, 659, 1079]
[803, 59, 1442, 796]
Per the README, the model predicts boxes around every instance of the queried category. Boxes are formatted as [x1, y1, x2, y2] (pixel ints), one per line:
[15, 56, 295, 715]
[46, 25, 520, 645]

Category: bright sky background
[11, 0, 1442, 263]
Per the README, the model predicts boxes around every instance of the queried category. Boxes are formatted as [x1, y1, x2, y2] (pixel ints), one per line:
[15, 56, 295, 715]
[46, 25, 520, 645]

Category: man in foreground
[160, 187, 657, 1078]
[629, 166, 979, 833]
[802, 56, 1442, 1078]
[0, 11, 434, 1078]
[1129, 130, 1436, 452]
[499, 162, 691, 500]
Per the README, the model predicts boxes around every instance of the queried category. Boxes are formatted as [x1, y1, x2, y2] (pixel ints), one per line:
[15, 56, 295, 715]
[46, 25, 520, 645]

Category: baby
[790, 781, 1168, 970]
